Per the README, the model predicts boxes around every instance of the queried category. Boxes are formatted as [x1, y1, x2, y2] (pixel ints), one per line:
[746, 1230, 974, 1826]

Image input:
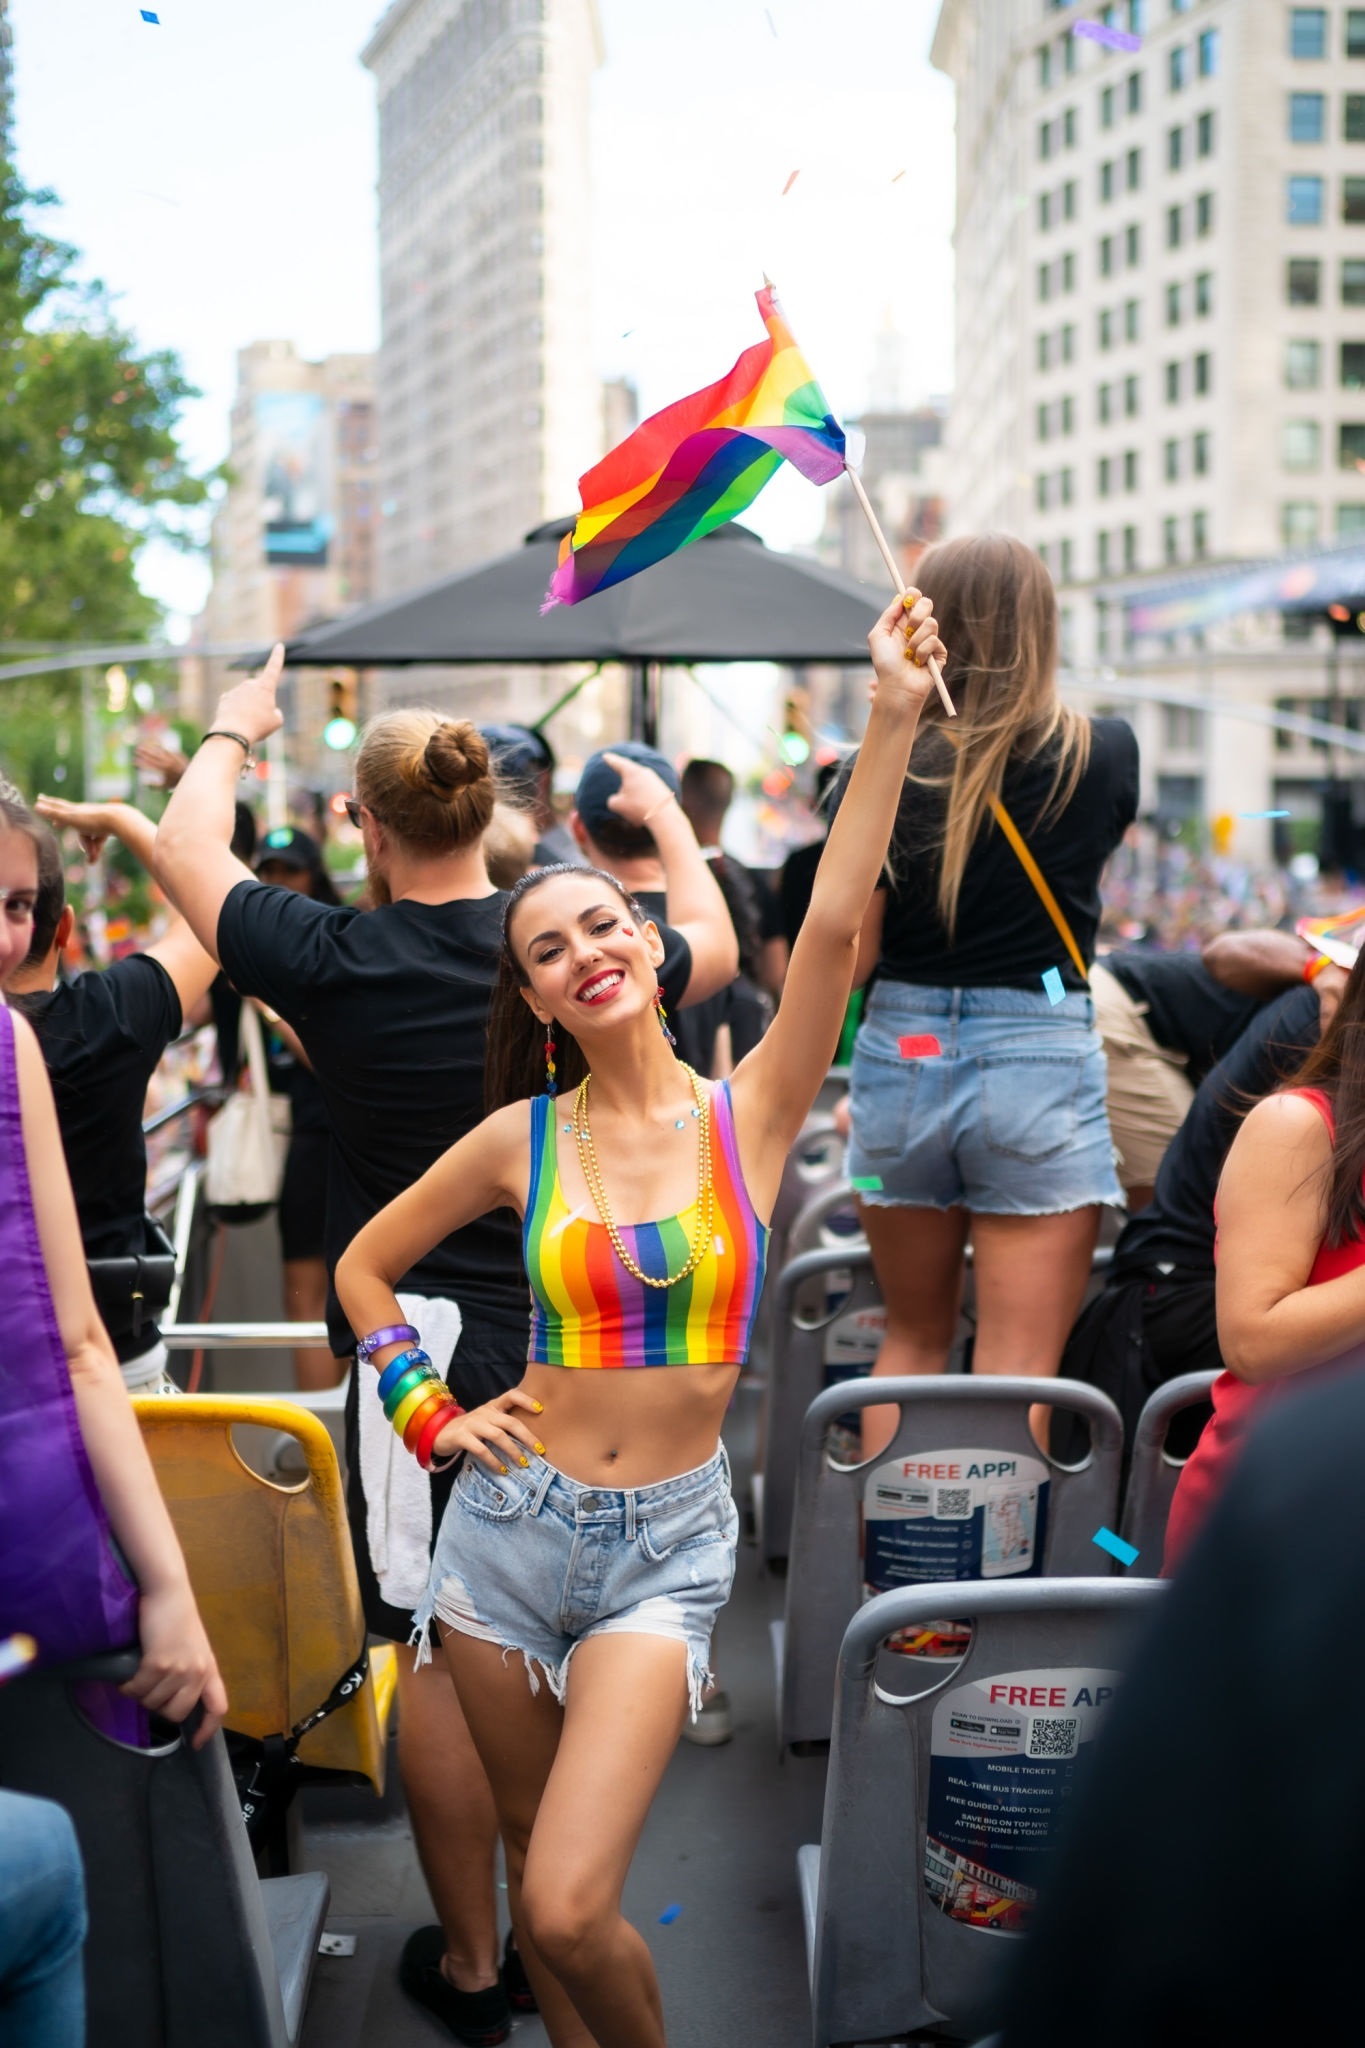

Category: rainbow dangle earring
[544, 1026, 558, 1097]
[654, 988, 677, 1049]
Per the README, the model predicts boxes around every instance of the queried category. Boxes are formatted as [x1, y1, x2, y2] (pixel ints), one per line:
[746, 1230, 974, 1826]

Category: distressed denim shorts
[847, 981, 1123, 1216]
[412, 1443, 738, 1720]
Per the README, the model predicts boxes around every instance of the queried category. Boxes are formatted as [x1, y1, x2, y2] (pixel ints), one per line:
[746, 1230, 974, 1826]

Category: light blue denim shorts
[412, 1443, 738, 1720]
[847, 981, 1123, 1215]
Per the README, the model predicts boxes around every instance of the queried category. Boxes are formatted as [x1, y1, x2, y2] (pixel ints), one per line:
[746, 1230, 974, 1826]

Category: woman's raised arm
[731, 593, 943, 1168]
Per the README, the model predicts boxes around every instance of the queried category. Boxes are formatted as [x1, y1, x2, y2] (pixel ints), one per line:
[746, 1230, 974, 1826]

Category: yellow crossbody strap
[987, 794, 1090, 985]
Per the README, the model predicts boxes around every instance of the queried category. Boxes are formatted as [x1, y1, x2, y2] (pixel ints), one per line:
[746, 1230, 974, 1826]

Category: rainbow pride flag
[545, 284, 846, 609]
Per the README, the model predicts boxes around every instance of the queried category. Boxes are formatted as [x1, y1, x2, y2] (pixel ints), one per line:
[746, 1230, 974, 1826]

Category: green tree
[0, 166, 212, 791]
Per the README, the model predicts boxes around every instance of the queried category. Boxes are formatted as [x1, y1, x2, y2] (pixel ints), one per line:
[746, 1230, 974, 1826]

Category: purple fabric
[0, 1003, 140, 1665]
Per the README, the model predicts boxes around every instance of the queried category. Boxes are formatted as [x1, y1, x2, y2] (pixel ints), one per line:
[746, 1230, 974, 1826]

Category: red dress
[1162, 1087, 1365, 1572]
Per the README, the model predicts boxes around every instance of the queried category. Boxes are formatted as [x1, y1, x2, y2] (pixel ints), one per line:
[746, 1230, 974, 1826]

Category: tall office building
[931, 0, 1365, 846]
[362, 0, 603, 597]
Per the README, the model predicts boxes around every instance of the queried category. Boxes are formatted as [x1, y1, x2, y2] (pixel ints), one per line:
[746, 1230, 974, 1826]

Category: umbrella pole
[629, 661, 661, 747]
[843, 462, 956, 718]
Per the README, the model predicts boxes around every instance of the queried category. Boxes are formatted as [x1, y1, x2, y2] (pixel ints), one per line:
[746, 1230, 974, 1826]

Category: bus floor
[298, 1381, 828, 2048]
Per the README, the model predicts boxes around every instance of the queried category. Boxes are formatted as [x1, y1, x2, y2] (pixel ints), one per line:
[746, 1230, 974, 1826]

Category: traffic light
[779, 690, 813, 767]
[323, 673, 358, 751]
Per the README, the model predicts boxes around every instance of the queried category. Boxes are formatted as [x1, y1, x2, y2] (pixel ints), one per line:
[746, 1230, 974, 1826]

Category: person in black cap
[481, 723, 579, 868]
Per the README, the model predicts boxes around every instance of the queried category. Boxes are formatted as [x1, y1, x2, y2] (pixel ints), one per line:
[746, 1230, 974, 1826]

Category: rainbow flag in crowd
[544, 284, 846, 609]
[1298, 907, 1365, 970]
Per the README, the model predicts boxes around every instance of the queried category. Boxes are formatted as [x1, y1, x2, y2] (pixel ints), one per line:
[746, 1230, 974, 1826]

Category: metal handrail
[141, 1086, 221, 1139]
[161, 1322, 330, 1350]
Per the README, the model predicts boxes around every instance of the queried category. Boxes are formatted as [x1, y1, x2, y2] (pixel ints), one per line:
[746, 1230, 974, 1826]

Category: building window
[1064, 106, 1078, 147]
[1098, 381, 1113, 423]
[1197, 109, 1215, 157]
[1039, 119, 1054, 160]
[1099, 307, 1115, 349]
[1063, 178, 1077, 219]
[1065, 26, 1079, 74]
[1039, 191, 1053, 231]
[1127, 69, 1143, 115]
[1284, 419, 1322, 468]
[1037, 401, 1051, 442]
[1037, 331, 1052, 373]
[1192, 509, 1209, 557]
[1164, 437, 1180, 480]
[1348, 95, 1365, 140]
[1163, 515, 1180, 563]
[1166, 280, 1182, 325]
[1283, 500, 1322, 544]
[1038, 262, 1052, 302]
[1098, 454, 1113, 497]
[1123, 524, 1138, 569]
[1196, 190, 1214, 234]
[1195, 270, 1213, 315]
[1287, 338, 1322, 387]
[1039, 43, 1053, 89]
[1130, 0, 1146, 34]
[1038, 541, 1050, 572]
[1036, 473, 1049, 513]
[1193, 429, 1211, 474]
[1061, 467, 1075, 505]
[1101, 83, 1116, 128]
[1162, 706, 1205, 751]
[1193, 351, 1211, 396]
[1062, 394, 1076, 433]
[1126, 222, 1141, 264]
[1060, 537, 1074, 581]
[1167, 204, 1183, 247]
[1126, 147, 1142, 190]
[1166, 360, 1181, 402]
[1168, 124, 1184, 171]
[1344, 343, 1365, 388]
[1125, 297, 1141, 340]
[1062, 321, 1076, 361]
[1290, 9, 1328, 61]
[1097, 531, 1111, 574]
[1337, 503, 1365, 534]
[1198, 27, 1219, 76]
[1287, 174, 1324, 224]
[1124, 372, 1140, 415]
[1346, 177, 1365, 221]
[1063, 250, 1077, 290]
[1341, 423, 1365, 468]
[1099, 233, 1115, 275]
[1169, 44, 1188, 92]
[1349, 10, 1365, 57]
[1124, 448, 1139, 490]
[1289, 256, 1322, 302]
[1290, 92, 1326, 142]
[1344, 258, 1365, 303]
[1100, 159, 1116, 202]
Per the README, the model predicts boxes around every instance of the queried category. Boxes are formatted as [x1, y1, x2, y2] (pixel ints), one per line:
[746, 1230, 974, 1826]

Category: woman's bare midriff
[518, 1361, 741, 1487]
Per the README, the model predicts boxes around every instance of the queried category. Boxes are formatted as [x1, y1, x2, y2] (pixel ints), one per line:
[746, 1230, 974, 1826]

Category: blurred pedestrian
[482, 724, 578, 867]
[842, 535, 1138, 1457]
[678, 757, 775, 1073]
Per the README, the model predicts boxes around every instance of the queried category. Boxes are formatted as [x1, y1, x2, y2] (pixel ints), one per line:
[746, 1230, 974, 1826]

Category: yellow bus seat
[134, 1396, 395, 1797]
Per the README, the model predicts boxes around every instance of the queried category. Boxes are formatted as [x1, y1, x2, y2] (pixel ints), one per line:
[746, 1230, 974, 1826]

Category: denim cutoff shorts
[412, 1444, 738, 1721]
[847, 981, 1123, 1215]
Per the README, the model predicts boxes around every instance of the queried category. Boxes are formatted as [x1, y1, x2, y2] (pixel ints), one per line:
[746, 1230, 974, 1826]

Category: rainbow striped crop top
[523, 1082, 769, 1368]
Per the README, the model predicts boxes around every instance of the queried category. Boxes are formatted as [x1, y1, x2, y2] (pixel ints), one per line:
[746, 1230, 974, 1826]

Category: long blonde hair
[906, 533, 1091, 934]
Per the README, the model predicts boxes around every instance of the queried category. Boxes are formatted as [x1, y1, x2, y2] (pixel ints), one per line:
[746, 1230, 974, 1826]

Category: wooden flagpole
[843, 461, 956, 717]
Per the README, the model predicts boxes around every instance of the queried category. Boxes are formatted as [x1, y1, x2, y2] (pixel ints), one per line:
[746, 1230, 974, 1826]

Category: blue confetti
[140, 7, 160, 17]
[658, 1903, 683, 1925]
[1041, 966, 1066, 1006]
[1092, 1526, 1139, 1568]
[1238, 809, 1290, 819]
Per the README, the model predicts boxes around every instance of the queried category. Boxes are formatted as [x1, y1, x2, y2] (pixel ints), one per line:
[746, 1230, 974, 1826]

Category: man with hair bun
[153, 653, 740, 2046]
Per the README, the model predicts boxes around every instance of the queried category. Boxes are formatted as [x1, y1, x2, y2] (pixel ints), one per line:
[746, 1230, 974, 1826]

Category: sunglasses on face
[344, 798, 364, 829]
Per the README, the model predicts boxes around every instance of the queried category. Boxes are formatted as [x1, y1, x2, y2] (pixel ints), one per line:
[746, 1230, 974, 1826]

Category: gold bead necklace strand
[572, 1064, 715, 1288]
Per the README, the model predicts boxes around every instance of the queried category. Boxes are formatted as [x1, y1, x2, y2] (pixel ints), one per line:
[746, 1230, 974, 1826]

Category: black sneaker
[399, 1926, 511, 2046]
[502, 1927, 538, 2014]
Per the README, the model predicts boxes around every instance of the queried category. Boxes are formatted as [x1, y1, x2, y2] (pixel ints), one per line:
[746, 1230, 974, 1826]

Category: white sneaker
[680, 1689, 733, 1746]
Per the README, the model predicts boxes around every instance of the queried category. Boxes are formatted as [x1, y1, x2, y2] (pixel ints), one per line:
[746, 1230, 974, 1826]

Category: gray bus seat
[801, 1576, 1163, 2047]
[1118, 1368, 1220, 1565]
[778, 1375, 1125, 1752]
[0, 1648, 328, 2047]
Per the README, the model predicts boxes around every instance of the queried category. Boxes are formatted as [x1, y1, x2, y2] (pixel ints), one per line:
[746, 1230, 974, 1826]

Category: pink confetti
[899, 1034, 942, 1059]
[1071, 17, 1141, 52]
[782, 170, 800, 197]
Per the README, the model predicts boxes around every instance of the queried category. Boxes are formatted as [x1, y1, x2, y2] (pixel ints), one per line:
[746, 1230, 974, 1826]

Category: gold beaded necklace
[571, 1064, 715, 1288]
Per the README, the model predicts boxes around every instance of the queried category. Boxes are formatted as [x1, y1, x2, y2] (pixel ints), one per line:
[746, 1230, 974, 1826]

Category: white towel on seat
[358, 1292, 462, 1612]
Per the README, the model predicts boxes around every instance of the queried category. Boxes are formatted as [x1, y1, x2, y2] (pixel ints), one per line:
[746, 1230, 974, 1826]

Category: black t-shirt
[19, 955, 182, 1264]
[1114, 986, 1319, 1278]
[779, 838, 824, 949]
[1102, 949, 1265, 1085]
[210, 974, 330, 1133]
[216, 880, 693, 1355]
[846, 717, 1139, 992]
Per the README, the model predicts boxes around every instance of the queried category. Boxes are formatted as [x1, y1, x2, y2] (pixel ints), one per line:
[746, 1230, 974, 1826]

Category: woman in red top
[1163, 956, 1362, 1572]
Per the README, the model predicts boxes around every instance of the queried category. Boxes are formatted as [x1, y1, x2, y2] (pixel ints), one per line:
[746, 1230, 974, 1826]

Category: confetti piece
[764, 7, 778, 34]
[1071, 17, 1141, 51]
[658, 1904, 683, 1925]
[898, 1033, 942, 1059]
[0, 1635, 37, 1685]
[782, 170, 800, 197]
[851, 1175, 883, 1192]
[1042, 967, 1066, 1006]
[891, 170, 906, 184]
[140, 7, 160, 18]
[1092, 1526, 1139, 1568]
[1239, 809, 1290, 819]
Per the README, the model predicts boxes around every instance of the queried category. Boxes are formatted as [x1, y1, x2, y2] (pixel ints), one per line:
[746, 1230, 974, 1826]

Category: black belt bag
[86, 1215, 177, 1345]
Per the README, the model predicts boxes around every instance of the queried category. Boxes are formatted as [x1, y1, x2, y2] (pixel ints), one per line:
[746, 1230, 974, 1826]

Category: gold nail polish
[499, 1464, 509, 1475]
[534, 1442, 545, 1456]
[519, 1455, 530, 1467]
[532, 1400, 544, 1413]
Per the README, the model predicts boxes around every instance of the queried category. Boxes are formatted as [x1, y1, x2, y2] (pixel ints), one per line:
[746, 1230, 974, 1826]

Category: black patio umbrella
[267, 517, 884, 742]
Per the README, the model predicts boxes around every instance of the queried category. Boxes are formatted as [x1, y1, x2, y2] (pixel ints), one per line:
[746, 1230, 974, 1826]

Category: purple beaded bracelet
[357, 1322, 420, 1360]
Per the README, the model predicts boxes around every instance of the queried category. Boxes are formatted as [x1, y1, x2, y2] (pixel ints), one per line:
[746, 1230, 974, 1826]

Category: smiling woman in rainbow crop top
[336, 591, 946, 2048]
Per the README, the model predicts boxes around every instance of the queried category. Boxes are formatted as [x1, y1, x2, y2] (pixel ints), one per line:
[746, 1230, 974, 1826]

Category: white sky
[9, 0, 954, 632]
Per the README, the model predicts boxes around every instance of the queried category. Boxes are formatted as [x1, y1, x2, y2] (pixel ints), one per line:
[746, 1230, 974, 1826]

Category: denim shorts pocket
[457, 1461, 532, 1523]
[849, 1048, 921, 1161]
[979, 1053, 1086, 1163]
[637, 1485, 737, 1566]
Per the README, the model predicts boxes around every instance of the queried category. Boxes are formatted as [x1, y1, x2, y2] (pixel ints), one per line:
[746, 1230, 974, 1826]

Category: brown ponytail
[354, 710, 497, 852]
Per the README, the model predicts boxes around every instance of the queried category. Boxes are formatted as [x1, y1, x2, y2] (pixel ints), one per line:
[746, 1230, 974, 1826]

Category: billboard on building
[257, 391, 332, 566]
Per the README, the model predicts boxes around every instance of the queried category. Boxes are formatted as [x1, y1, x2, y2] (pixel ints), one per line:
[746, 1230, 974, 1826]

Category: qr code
[1027, 1716, 1079, 1760]
[935, 1487, 972, 1519]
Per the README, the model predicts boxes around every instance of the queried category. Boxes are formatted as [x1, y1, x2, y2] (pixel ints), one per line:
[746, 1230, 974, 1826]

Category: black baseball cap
[481, 723, 556, 783]
[574, 742, 681, 840]
[255, 825, 324, 875]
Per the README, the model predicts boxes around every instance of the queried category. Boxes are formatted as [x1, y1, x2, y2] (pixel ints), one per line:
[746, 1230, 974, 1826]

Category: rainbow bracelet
[377, 1348, 433, 1403]
[415, 1402, 464, 1470]
[358, 1322, 420, 1360]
